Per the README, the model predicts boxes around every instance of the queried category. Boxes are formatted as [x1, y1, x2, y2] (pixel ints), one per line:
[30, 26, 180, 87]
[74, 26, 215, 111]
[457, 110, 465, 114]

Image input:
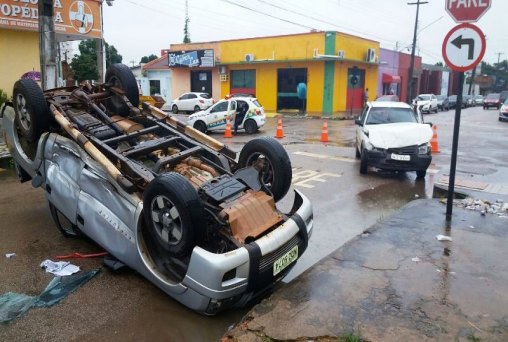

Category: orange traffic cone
[320, 119, 329, 142]
[430, 124, 440, 153]
[275, 115, 284, 138]
[224, 116, 233, 138]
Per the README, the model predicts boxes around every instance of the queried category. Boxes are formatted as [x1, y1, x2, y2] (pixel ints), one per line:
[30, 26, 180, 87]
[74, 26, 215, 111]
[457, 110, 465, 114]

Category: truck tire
[238, 137, 291, 202]
[143, 173, 206, 257]
[13, 79, 50, 143]
[105, 63, 139, 116]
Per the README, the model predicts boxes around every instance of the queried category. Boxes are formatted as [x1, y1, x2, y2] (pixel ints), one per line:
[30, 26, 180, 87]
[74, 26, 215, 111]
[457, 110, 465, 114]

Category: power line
[217, 0, 316, 30]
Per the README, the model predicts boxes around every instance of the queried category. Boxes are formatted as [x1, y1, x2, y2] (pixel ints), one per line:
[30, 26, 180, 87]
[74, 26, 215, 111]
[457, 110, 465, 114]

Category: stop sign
[445, 0, 491, 23]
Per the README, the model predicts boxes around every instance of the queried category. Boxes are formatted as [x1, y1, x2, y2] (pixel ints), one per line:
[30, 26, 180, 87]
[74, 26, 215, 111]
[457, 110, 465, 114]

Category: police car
[188, 96, 265, 134]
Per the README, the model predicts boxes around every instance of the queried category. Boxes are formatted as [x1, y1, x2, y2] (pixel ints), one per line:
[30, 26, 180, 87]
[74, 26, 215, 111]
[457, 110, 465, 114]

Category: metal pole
[446, 71, 464, 221]
[38, 0, 57, 90]
[406, 0, 428, 104]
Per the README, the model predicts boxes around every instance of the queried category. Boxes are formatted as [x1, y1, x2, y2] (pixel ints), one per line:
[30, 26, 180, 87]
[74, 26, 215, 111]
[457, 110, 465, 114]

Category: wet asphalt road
[0, 105, 505, 341]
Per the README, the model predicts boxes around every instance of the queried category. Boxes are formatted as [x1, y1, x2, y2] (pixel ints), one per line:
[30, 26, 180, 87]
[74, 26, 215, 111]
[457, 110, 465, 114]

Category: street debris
[55, 251, 108, 260]
[452, 198, 508, 216]
[5, 253, 16, 259]
[411, 256, 420, 262]
[40, 260, 80, 276]
[436, 235, 453, 241]
[0, 269, 100, 323]
[469, 225, 475, 229]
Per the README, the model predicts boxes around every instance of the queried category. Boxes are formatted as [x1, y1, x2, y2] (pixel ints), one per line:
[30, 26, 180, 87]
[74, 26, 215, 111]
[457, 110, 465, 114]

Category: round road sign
[442, 23, 486, 72]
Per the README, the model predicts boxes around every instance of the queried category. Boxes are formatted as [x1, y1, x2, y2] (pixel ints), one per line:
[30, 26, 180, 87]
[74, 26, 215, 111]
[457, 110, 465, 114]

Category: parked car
[499, 91, 508, 105]
[188, 97, 265, 134]
[499, 98, 508, 122]
[463, 95, 474, 108]
[355, 102, 433, 179]
[436, 95, 450, 111]
[483, 93, 501, 109]
[413, 94, 438, 113]
[376, 94, 400, 102]
[163, 92, 214, 114]
[2, 64, 313, 315]
[448, 95, 457, 109]
[473, 95, 484, 106]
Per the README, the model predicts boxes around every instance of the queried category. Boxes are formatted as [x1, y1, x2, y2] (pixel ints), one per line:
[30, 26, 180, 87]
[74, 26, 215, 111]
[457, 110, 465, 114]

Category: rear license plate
[391, 153, 410, 161]
[273, 245, 298, 276]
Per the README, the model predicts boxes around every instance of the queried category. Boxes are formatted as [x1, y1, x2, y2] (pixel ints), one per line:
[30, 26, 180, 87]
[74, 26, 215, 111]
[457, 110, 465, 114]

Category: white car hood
[366, 122, 433, 149]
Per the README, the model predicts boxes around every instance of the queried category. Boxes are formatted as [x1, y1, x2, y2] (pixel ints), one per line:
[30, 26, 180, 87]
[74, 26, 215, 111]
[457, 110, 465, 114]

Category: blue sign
[168, 49, 215, 68]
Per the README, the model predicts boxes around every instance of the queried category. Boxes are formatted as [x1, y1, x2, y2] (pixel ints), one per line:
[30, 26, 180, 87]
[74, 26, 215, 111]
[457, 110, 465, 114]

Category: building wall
[219, 32, 325, 64]
[378, 48, 400, 96]
[145, 70, 171, 101]
[398, 52, 422, 102]
[220, 61, 325, 113]
[0, 29, 39, 97]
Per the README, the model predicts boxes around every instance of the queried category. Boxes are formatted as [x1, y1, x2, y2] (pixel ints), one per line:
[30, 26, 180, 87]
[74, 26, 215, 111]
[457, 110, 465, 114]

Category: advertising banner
[168, 49, 215, 68]
[0, 0, 102, 39]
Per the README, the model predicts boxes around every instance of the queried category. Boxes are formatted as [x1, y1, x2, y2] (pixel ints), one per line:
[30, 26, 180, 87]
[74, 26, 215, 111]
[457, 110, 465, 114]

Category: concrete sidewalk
[224, 199, 508, 341]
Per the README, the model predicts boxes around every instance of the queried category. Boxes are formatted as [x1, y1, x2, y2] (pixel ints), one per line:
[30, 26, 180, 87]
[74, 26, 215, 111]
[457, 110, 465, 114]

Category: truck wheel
[105, 63, 139, 116]
[416, 169, 427, 179]
[238, 137, 291, 202]
[49, 202, 82, 238]
[244, 119, 258, 134]
[359, 149, 368, 174]
[143, 173, 206, 257]
[13, 79, 50, 143]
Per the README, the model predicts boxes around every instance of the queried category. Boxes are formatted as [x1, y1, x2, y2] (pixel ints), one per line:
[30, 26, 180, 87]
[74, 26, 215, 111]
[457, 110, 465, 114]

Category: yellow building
[167, 31, 379, 117]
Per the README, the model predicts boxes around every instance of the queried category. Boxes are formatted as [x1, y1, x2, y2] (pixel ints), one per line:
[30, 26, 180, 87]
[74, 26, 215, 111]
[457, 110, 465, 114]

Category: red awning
[382, 73, 401, 83]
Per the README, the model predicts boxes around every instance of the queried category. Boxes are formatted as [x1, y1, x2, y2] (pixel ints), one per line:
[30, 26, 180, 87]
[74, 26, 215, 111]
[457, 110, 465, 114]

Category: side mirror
[355, 119, 363, 126]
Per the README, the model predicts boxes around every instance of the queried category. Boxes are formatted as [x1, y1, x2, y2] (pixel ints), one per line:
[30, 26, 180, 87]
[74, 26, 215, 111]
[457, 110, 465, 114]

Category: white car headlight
[418, 143, 430, 154]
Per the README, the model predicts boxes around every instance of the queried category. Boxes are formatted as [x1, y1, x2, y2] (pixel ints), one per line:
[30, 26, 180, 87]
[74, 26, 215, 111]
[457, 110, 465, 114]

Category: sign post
[442, 1, 489, 221]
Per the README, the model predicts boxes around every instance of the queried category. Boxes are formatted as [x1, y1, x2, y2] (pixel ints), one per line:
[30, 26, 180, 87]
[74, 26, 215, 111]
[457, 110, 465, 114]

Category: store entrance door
[346, 67, 365, 111]
[277, 68, 307, 111]
[191, 70, 212, 95]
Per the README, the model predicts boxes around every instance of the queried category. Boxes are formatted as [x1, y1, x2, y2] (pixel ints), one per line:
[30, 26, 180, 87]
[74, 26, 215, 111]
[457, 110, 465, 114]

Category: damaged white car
[1, 64, 313, 314]
[355, 102, 433, 179]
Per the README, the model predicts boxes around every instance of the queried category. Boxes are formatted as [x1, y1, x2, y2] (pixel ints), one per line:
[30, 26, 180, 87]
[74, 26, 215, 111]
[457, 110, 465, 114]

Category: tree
[140, 54, 158, 63]
[71, 40, 123, 82]
[183, 16, 191, 43]
[435, 62, 443, 67]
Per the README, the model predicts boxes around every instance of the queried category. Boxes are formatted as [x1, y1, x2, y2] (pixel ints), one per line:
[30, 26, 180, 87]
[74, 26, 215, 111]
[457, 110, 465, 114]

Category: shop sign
[0, 0, 102, 39]
[168, 49, 215, 68]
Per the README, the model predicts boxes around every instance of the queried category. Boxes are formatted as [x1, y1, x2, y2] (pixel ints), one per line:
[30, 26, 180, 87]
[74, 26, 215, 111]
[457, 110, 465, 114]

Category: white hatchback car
[164, 92, 214, 114]
[355, 102, 433, 179]
[188, 97, 266, 134]
[413, 94, 438, 113]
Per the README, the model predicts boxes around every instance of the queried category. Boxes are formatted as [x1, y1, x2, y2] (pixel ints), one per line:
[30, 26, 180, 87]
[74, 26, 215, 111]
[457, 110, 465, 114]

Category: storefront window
[149, 80, 161, 95]
[231, 70, 255, 89]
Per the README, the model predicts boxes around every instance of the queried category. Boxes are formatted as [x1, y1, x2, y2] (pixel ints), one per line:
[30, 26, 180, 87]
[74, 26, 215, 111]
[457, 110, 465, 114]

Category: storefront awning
[382, 73, 401, 83]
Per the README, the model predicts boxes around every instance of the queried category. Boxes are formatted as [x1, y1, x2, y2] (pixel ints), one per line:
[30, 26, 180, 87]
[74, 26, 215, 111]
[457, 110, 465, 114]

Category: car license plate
[273, 245, 298, 276]
[391, 153, 410, 161]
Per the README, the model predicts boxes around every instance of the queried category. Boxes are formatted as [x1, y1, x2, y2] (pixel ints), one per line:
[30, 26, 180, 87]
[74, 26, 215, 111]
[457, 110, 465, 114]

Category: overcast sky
[101, 0, 507, 67]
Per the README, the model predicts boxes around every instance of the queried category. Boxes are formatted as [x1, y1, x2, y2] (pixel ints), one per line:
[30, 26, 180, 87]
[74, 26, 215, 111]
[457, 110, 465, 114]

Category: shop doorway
[191, 70, 212, 95]
[346, 67, 365, 111]
[277, 68, 307, 111]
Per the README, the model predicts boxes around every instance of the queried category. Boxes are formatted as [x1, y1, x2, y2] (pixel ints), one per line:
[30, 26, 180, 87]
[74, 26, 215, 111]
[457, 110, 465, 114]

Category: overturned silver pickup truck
[1, 64, 313, 314]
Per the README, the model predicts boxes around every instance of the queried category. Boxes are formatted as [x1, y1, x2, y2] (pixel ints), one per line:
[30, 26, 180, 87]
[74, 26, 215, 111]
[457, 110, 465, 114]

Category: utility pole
[38, 0, 57, 90]
[495, 52, 504, 65]
[406, 0, 428, 104]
